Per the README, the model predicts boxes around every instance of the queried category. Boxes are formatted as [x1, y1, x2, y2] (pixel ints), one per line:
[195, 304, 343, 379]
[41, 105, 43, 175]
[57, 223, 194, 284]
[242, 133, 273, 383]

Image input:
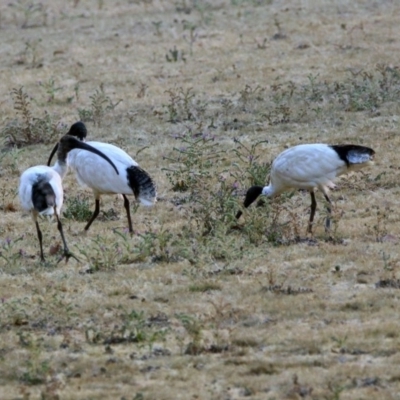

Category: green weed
[38, 77, 63, 103]
[9, 0, 47, 29]
[63, 195, 93, 222]
[78, 85, 122, 126]
[1, 87, 60, 146]
[0, 236, 24, 269]
[85, 307, 168, 353]
[76, 235, 124, 272]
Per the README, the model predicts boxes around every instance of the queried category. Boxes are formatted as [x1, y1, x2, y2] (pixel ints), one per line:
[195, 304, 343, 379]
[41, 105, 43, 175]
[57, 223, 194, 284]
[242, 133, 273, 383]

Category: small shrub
[189, 281, 221, 292]
[78, 84, 122, 126]
[63, 195, 93, 222]
[1, 87, 60, 147]
[85, 307, 168, 353]
[162, 87, 206, 123]
[165, 46, 186, 63]
[76, 235, 124, 272]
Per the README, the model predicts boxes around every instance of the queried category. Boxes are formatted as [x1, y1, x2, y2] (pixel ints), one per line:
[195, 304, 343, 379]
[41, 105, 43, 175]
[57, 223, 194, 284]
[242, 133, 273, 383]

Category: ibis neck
[262, 185, 276, 197]
[52, 160, 68, 179]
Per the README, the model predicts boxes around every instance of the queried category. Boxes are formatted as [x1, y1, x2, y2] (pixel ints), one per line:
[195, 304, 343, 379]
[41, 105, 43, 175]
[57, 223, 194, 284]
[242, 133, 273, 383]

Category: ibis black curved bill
[47, 142, 58, 166]
[57, 135, 120, 176]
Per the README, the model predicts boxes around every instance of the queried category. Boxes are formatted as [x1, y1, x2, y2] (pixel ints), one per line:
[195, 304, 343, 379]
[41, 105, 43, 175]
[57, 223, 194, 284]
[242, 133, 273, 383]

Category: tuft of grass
[1, 87, 60, 147]
[78, 84, 122, 126]
[63, 195, 93, 222]
[165, 46, 186, 63]
[9, 0, 47, 29]
[189, 281, 222, 292]
[0, 236, 24, 269]
[85, 307, 168, 353]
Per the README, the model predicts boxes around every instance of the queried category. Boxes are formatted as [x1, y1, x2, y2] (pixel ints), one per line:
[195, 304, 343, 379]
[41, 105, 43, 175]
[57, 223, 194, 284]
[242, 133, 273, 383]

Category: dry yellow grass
[1, 0, 400, 399]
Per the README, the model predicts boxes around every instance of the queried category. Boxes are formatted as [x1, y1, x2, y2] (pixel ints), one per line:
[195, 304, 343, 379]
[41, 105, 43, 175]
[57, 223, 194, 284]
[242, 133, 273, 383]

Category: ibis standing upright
[236, 143, 375, 233]
[19, 135, 119, 262]
[47, 122, 156, 233]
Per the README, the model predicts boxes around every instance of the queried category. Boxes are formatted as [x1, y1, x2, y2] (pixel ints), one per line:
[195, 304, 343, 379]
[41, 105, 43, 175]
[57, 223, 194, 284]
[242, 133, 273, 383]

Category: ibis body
[236, 143, 375, 233]
[19, 135, 119, 262]
[47, 122, 156, 233]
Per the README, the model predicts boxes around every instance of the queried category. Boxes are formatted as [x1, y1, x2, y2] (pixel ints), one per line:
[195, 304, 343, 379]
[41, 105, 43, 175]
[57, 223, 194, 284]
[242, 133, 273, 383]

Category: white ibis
[47, 122, 156, 233]
[19, 135, 119, 262]
[236, 143, 375, 233]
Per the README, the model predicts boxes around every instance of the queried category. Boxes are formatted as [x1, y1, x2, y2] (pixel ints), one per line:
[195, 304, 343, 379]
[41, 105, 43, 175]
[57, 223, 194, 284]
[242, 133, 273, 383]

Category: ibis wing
[271, 145, 346, 189]
[85, 142, 137, 166]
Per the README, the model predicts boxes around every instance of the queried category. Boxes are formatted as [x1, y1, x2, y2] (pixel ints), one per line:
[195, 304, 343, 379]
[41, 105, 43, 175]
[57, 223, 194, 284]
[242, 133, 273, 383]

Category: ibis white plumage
[19, 135, 119, 262]
[236, 143, 375, 233]
[47, 122, 157, 233]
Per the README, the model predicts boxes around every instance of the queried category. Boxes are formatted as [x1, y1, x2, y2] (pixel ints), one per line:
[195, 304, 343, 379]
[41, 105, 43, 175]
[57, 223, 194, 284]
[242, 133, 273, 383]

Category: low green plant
[20, 358, 49, 385]
[231, 138, 270, 186]
[78, 85, 122, 126]
[38, 77, 63, 103]
[1, 87, 60, 146]
[0, 297, 31, 328]
[189, 281, 221, 292]
[176, 313, 203, 355]
[19, 39, 43, 68]
[0, 236, 24, 269]
[166, 46, 186, 63]
[85, 307, 168, 353]
[120, 226, 178, 263]
[9, 0, 47, 28]
[183, 22, 198, 55]
[163, 87, 202, 123]
[76, 235, 124, 272]
[365, 206, 389, 242]
[162, 131, 223, 192]
[0, 146, 25, 176]
[63, 195, 93, 222]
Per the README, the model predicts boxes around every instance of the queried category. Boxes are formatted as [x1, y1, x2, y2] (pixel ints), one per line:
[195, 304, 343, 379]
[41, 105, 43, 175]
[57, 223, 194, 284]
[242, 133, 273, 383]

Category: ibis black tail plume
[329, 144, 375, 167]
[236, 185, 263, 219]
[127, 166, 157, 206]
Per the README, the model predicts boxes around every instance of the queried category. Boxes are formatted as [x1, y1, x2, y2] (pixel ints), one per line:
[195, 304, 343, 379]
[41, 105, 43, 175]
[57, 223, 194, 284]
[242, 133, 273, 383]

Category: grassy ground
[1, 0, 400, 399]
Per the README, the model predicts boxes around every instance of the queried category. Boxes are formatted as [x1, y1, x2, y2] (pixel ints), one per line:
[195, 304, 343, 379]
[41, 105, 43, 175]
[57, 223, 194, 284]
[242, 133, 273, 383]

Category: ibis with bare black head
[236, 143, 375, 233]
[19, 135, 119, 262]
[47, 122, 156, 233]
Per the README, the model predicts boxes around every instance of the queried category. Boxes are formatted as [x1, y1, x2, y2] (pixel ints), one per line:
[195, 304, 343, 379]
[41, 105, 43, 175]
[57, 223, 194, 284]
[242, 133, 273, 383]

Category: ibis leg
[324, 194, 332, 232]
[35, 220, 45, 262]
[308, 191, 317, 234]
[84, 198, 100, 231]
[122, 195, 133, 233]
[54, 207, 79, 263]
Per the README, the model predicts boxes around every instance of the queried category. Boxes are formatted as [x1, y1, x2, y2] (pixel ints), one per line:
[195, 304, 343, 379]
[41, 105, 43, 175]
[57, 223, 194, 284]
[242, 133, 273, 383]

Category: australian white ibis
[236, 143, 375, 233]
[19, 135, 119, 262]
[47, 122, 156, 233]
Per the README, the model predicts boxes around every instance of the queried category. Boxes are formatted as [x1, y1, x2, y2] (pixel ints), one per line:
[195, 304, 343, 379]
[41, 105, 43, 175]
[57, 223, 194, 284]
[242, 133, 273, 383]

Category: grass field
[1, 0, 400, 399]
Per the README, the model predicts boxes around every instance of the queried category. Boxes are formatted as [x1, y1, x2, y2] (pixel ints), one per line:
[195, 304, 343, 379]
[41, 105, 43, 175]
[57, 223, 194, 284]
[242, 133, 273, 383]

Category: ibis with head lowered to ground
[19, 135, 119, 262]
[236, 143, 375, 233]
